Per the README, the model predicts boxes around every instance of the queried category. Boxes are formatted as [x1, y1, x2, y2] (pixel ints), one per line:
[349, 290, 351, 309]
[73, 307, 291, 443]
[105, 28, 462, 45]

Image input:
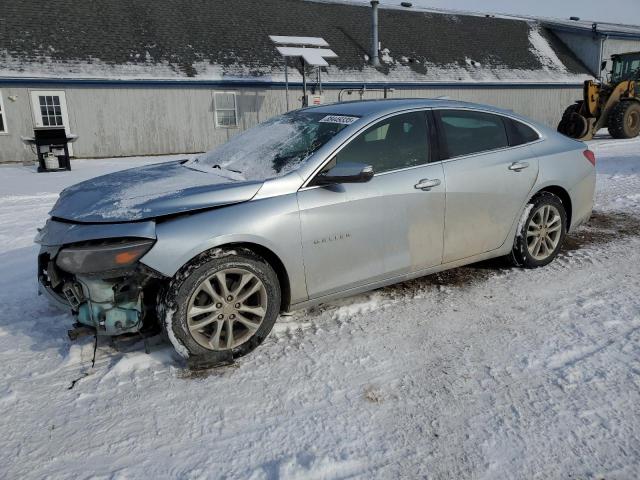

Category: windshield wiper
[213, 164, 243, 174]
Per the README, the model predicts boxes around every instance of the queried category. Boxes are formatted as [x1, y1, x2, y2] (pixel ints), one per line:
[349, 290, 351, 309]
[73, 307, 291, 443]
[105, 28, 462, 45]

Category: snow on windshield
[190, 112, 357, 180]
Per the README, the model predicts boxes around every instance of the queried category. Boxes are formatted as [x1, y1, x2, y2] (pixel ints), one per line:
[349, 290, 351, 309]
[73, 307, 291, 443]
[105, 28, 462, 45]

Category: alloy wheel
[186, 268, 268, 350]
[526, 204, 562, 261]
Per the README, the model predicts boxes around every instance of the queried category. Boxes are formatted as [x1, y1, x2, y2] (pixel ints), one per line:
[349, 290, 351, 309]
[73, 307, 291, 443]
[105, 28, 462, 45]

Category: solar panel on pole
[269, 36, 338, 109]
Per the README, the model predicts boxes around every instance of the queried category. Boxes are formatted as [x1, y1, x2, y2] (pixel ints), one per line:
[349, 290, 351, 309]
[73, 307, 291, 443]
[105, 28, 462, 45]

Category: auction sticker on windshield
[319, 115, 359, 125]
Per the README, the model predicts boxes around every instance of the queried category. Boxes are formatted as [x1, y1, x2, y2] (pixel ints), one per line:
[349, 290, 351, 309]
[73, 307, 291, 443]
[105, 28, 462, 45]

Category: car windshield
[190, 111, 359, 180]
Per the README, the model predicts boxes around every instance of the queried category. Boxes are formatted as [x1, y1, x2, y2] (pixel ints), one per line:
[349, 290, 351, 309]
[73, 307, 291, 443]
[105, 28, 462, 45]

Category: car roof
[305, 98, 526, 121]
[303, 98, 555, 136]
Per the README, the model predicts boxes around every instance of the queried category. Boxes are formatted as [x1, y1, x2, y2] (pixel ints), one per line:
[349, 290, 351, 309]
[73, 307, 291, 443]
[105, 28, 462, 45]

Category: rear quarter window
[506, 119, 540, 146]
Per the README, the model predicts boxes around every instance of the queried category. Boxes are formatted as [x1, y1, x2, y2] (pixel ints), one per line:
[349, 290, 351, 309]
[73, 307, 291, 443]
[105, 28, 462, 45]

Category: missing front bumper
[73, 276, 145, 336]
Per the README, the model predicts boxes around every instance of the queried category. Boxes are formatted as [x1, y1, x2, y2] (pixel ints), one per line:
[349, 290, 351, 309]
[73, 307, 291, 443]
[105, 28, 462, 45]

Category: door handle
[414, 178, 441, 191]
[508, 161, 529, 172]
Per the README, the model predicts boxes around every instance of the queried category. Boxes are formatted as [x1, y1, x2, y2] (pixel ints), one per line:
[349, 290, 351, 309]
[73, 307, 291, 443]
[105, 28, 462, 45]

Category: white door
[30, 91, 73, 155]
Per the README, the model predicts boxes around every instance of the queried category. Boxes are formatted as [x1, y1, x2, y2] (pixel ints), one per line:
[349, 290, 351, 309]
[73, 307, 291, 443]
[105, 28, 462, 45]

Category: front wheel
[510, 192, 567, 268]
[608, 101, 640, 139]
[161, 250, 281, 365]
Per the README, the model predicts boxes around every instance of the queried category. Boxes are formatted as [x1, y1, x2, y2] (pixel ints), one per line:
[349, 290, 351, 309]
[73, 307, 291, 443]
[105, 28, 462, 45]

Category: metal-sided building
[0, 0, 638, 163]
[540, 18, 640, 78]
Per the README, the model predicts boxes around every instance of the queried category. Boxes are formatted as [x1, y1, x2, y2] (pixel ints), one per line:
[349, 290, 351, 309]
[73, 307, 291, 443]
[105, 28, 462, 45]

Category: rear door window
[334, 111, 430, 173]
[436, 110, 508, 158]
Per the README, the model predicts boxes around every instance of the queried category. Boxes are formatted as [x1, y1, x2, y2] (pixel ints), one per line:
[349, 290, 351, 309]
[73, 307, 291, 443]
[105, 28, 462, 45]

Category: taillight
[583, 149, 596, 166]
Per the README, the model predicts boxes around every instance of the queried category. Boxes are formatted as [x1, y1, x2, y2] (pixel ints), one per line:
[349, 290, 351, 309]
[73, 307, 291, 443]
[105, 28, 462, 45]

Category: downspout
[370, 1, 380, 67]
[599, 35, 608, 81]
[593, 22, 606, 81]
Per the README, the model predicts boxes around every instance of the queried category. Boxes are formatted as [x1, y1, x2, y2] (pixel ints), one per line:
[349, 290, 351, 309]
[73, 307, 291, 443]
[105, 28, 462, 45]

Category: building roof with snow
[0, 0, 591, 84]
[538, 18, 640, 40]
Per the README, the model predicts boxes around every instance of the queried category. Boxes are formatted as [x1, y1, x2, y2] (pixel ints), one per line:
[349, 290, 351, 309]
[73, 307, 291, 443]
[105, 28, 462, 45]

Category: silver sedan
[36, 99, 596, 365]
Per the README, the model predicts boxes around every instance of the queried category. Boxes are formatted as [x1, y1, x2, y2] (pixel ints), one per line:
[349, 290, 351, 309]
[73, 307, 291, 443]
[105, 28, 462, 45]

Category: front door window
[333, 111, 430, 173]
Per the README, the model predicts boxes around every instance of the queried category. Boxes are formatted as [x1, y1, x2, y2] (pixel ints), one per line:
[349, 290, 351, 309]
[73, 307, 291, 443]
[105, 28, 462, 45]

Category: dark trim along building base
[0, 77, 585, 89]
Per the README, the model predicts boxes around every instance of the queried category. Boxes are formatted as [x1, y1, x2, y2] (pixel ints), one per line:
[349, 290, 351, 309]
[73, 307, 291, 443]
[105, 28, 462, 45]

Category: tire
[608, 101, 640, 139]
[560, 102, 582, 118]
[557, 102, 588, 139]
[160, 248, 281, 365]
[510, 192, 567, 269]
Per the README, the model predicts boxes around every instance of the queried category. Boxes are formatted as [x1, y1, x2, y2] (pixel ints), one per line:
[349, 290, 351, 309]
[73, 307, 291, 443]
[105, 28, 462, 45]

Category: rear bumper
[569, 170, 596, 232]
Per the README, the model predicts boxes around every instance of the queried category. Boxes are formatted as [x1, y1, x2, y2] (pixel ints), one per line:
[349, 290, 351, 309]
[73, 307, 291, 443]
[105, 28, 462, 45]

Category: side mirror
[312, 162, 374, 186]
[601, 60, 608, 71]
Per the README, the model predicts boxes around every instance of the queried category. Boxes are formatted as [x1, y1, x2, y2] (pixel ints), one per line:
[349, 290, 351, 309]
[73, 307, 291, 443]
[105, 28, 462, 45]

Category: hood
[50, 161, 263, 223]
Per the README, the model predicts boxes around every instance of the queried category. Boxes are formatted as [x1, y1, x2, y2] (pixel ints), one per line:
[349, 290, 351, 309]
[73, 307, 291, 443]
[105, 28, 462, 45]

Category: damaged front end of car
[36, 219, 166, 338]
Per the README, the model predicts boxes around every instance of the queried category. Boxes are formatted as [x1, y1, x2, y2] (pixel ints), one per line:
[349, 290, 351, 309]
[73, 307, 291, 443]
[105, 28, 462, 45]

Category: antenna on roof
[270, 35, 338, 109]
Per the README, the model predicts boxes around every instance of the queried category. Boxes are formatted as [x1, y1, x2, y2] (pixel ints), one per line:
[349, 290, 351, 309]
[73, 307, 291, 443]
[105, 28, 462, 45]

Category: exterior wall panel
[554, 31, 640, 77]
[0, 84, 581, 163]
[602, 39, 640, 65]
[0, 86, 40, 163]
[555, 31, 602, 76]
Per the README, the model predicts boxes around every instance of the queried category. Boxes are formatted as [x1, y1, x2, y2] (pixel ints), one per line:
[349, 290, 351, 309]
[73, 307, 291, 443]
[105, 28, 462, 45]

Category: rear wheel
[161, 250, 281, 365]
[608, 101, 640, 139]
[510, 192, 567, 268]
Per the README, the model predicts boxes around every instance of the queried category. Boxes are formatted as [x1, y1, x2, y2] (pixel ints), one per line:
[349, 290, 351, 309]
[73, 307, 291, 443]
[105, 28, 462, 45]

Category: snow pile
[0, 136, 639, 478]
[102, 347, 177, 380]
[465, 57, 482, 68]
[0, 50, 275, 83]
[380, 48, 394, 64]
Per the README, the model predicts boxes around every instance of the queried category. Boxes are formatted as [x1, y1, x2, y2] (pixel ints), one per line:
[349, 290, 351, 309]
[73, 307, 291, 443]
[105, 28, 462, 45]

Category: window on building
[334, 111, 430, 173]
[214, 92, 238, 127]
[38, 95, 64, 126]
[437, 110, 508, 158]
[0, 92, 7, 133]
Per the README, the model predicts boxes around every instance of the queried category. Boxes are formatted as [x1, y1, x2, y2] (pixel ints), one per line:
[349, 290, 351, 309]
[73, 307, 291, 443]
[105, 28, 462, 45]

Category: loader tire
[557, 103, 588, 139]
[608, 101, 640, 139]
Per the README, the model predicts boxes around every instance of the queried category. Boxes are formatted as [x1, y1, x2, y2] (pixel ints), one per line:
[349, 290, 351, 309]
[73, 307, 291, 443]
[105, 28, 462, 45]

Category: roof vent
[401, 2, 413, 7]
[569, 16, 580, 21]
[370, 1, 380, 67]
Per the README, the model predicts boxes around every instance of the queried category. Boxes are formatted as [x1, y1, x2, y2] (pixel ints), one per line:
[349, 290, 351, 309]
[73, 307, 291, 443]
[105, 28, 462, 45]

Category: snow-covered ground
[0, 138, 639, 479]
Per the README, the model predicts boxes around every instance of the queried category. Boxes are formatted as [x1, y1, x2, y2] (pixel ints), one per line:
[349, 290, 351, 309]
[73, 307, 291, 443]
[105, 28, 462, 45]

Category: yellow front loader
[558, 51, 640, 140]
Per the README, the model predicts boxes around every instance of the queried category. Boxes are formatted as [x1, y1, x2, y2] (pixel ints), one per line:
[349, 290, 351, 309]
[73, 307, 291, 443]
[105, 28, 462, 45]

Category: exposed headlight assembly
[56, 239, 155, 274]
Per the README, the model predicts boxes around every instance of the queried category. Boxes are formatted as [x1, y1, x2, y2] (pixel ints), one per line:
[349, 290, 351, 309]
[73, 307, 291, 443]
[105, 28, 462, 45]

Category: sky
[349, 0, 640, 25]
